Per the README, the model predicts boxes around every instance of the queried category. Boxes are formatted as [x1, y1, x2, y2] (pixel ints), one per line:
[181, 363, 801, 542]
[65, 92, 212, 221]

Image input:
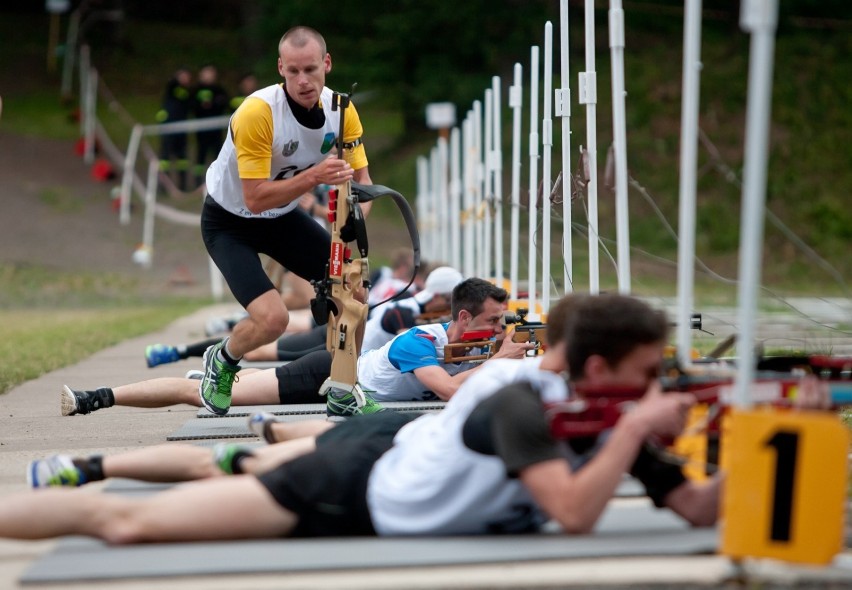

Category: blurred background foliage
[2, 0, 850, 291]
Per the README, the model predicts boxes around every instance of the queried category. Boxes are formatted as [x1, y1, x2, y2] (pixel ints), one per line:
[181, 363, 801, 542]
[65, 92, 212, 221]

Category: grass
[0, 261, 209, 395]
[0, 303, 203, 395]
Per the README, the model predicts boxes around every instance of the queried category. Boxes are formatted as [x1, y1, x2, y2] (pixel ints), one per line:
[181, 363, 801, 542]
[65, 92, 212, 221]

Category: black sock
[72, 455, 105, 483]
[228, 449, 254, 475]
[220, 338, 241, 365]
[92, 387, 115, 409]
[185, 338, 220, 358]
[263, 421, 276, 444]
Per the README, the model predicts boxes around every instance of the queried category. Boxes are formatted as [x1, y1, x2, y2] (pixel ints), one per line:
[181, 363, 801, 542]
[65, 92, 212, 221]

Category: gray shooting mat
[172, 405, 446, 441]
[19, 497, 717, 584]
[166, 413, 323, 441]
[196, 400, 447, 418]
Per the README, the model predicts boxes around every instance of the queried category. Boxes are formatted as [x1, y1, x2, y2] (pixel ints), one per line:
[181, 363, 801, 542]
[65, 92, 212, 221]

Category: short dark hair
[279, 26, 327, 56]
[566, 294, 669, 378]
[543, 293, 590, 348]
[451, 278, 508, 320]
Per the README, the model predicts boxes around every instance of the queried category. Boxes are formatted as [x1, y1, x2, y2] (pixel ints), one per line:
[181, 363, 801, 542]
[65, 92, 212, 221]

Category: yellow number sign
[720, 408, 849, 565]
[671, 404, 712, 482]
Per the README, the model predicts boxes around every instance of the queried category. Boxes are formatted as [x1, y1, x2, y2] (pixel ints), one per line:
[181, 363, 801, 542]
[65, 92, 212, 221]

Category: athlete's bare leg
[0, 477, 296, 542]
[267, 419, 334, 443]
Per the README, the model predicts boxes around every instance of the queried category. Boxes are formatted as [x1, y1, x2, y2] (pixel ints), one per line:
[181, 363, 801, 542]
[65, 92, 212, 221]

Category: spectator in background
[368, 247, 420, 309]
[156, 67, 192, 191]
[230, 73, 259, 112]
[192, 64, 229, 187]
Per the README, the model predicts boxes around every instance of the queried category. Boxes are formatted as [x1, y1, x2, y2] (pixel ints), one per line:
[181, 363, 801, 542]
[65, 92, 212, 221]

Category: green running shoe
[326, 384, 385, 422]
[199, 341, 241, 416]
[212, 443, 253, 475]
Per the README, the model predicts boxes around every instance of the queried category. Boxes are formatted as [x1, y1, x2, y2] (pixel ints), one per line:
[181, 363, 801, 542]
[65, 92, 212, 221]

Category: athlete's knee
[99, 504, 150, 544]
[251, 305, 289, 338]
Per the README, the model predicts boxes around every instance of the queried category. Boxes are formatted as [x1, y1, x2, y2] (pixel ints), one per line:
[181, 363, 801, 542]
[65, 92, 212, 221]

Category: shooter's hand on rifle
[315, 151, 353, 186]
[489, 326, 537, 359]
[627, 382, 696, 441]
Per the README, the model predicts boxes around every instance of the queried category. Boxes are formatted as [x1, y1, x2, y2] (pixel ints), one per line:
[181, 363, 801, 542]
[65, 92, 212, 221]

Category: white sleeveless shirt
[367, 357, 570, 535]
[205, 84, 341, 219]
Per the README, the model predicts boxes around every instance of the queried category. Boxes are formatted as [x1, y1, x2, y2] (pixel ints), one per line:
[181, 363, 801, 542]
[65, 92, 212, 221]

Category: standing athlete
[199, 26, 373, 415]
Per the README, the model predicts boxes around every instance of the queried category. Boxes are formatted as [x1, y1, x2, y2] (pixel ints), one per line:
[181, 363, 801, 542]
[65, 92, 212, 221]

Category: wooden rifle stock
[443, 330, 494, 363]
[504, 308, 547, 355]
[320, 87, 369, 398]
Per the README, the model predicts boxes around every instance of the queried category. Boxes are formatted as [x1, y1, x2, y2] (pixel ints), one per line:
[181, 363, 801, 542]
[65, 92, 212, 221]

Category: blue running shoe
[145, 344, 180, 368]
[248, 411, 279, 444]
[27, 455, 85, 488]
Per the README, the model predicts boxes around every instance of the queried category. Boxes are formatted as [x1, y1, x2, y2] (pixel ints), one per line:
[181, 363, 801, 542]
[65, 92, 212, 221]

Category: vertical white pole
[463, 115, 476, 278]
[580, 0, 600, 294]
[492, 76, 505, 287]
[141, 158, 159, 267]
[416, 155, 431, 260]
[120, 124, 144, 225]
[527, 46, 540, 318]
[734, 0, 779, 408]
[483, 89, 494, 279]
[509, 64, 524, 300]
[676, 0, 703, 369]
[472, 100, 484, 278]
[609, 0, 631, 294]
[429, 146, 441, 261]
[541, 22, 554, 314]
[449, 127, 462, 271]
[559, 0, 573, 294]
[437, 135, 450, 265]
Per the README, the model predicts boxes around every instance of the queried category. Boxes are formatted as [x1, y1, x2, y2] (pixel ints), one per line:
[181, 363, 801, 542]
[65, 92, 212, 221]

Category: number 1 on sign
[720, 408, 848, 565]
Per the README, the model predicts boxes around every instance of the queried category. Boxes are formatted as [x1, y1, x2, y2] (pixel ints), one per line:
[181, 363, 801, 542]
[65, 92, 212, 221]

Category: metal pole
[484, 89, 494, 278]
[449, 127, 462, 271]
[559, 0, 573, 294]
[734, 0, 779, 408]
[462, 115, 476, 278]
[492, 76, 504, 286]
[437, 135, 450, 265]
[676, 0, 703, 369]
[140, 158, 159, 267]
[542, 22, 554, 313]
[509, 63, 524, 300]
[609, 0, 631, 294]
[472, 100, 484, 278]
[580, 0, 600, 294]
[527, 46, 540, 318]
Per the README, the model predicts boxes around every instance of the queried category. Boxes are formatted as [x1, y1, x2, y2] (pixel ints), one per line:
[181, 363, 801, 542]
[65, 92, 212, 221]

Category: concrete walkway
[1, 303, 851, 589]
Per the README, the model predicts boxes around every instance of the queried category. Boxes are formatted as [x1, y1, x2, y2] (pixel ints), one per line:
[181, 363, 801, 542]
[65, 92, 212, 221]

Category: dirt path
[0, 132, 213, 298]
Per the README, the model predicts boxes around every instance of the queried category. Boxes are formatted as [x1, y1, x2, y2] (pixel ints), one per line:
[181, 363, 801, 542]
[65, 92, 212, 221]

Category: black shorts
[276, 325, 326, 361]
[200, 196, 331, 308]
[316, 411, 421, 447]
[256, 435, 394, 537]
[274, 350, 332, 404]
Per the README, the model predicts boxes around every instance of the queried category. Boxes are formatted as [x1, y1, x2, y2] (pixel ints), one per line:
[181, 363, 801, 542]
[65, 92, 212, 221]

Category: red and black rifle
[546, 355, 852, 441]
